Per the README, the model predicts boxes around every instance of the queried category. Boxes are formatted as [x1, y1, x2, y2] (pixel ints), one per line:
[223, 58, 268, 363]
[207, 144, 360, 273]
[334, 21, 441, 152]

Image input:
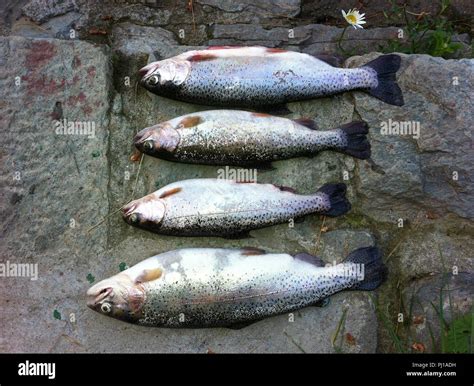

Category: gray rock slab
[0, 36, 111, 352]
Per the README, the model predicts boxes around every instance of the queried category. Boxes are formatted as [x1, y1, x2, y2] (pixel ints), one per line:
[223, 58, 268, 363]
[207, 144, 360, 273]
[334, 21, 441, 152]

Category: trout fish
[122, 179, 350, 238]
[134, 110, 371, 166]
[139, 46, 404, 107]
[86, 246, 387, 328]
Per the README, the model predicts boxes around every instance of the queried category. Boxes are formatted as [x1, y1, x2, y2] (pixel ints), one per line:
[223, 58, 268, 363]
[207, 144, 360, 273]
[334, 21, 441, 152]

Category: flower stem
[337, 26, 349, 55]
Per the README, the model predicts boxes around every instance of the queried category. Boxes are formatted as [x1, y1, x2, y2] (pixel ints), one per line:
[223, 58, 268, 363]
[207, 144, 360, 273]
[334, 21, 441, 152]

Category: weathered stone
[197, 0, 301, 19]
[0, 5, 472, 354]
[397, 231, 473, 281]
[402, 273, 473, 352]
[0, 36, 111, 352]
[347, 53, 474, 222]
[22, 0, 79, 23]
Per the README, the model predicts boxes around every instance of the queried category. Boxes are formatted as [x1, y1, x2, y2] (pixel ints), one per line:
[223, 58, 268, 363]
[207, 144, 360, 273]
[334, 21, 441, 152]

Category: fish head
[121, 194, 166, 231]
[133, 123, 180, 157]
[86, 272, 146, 323]
[139, 58, 190, 94]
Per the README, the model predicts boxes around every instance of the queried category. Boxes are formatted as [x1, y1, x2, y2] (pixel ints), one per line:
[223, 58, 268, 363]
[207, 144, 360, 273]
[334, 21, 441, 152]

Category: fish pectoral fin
[226, 320, 260, 330]
[294, 252, 325, 267]
[312, 298, 331, 307]
[222, 231, 253, 240]
[135, 268, 163, 283]
[242, 161, 275, 171]
[293, 216, 306, 224]
[256, 104, 292, 116]
[159, 187, 182, 199]
[292, 118, 318, 130]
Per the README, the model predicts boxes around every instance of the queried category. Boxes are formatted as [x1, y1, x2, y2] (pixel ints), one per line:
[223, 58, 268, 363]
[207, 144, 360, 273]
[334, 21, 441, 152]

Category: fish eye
[129, 213, 139, 223]
[101, 302, 112, 313]
[148, 74, 160, 86]
[143, 140, 154, 151]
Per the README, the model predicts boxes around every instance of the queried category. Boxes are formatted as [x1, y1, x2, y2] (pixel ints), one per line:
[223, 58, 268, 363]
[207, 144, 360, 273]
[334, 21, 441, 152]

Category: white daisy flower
[342, 8, 367, 29]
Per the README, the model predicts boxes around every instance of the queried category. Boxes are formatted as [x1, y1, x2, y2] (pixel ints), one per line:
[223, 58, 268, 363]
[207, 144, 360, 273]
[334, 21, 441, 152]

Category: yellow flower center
[347, 14, 357, 24]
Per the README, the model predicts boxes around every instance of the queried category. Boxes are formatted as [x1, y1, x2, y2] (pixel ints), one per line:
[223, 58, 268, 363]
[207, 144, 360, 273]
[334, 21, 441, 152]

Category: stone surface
[402, 273, 473, 352]
[0, 2, 472, 354]
[346, 53, 474, 223]
[0, 36, 111, 352]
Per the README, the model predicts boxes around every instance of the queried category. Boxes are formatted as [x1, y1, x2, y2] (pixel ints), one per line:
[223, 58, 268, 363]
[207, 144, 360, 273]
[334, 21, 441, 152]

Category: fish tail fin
[344, 246, 387, 290]
[337, 121, 371, 159]
[317, 183, 351, 217]
[363, 54, 404, 106]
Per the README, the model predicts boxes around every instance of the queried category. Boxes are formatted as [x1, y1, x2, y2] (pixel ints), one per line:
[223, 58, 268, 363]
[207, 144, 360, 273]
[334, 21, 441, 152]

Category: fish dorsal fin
[294, 253, 325, 267]
[159, 187, 182, 199]
[251, 112, 272, 118]
[135, 268, 163, 283]
[266, 48, 287, 53]
[179, 116, 202, 128]
[274, 185, 297, 194]
[241, 247, 266, 256]
[207, 45, 239, 50]
[188, 53, 217, 62]
[310, 53, 343, 67]
[292, 118, 318, 130]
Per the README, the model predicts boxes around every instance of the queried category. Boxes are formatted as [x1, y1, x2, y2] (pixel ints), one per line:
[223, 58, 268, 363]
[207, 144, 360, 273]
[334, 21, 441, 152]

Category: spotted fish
[86, 246, 387, 327]
[122, 179, 350, 238]
[133, 110, 371, 166]
[139, 46, 404, 108]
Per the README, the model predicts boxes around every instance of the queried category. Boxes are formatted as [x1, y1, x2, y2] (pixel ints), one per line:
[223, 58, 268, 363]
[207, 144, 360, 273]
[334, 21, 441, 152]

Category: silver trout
[86, 246, 387, 328]
[133, 110, 371, 166]
[122, 179, 350, 238]
[139, 46, 404, 107]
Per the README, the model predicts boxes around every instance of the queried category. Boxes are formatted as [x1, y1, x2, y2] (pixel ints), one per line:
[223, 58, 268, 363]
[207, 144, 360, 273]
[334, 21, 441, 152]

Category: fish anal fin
[294, 252, 325, 267]
[159, 187, 182, 199]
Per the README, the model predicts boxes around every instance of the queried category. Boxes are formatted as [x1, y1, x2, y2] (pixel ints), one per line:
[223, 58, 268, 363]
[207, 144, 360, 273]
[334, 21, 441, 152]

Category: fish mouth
[86, 286, 112, 309]
[122, 203, 137, 217]
[138, 62, 160, 79]
[133, 129, 152, 145]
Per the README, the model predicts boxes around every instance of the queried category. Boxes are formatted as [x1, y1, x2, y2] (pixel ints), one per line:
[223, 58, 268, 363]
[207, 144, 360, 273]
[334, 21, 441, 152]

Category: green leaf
[86, 273, 95, 284]
[443, 313, 473, 353]
[92, 150, 100, 158]
[53, 309, 62, 320]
